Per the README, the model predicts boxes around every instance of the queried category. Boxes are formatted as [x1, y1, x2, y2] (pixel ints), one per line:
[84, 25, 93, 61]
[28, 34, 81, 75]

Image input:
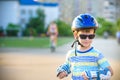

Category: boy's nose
[85, 37, 89, 40]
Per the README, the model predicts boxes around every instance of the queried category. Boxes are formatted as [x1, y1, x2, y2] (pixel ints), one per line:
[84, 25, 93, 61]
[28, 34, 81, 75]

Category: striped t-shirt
[65, 47, 110, 79]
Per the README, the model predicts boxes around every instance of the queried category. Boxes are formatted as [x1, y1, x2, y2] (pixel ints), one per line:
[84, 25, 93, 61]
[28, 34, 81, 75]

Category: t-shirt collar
[76, 47, 93, 53]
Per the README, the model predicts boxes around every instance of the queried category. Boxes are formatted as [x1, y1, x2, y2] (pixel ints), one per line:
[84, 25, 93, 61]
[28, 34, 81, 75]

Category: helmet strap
[77, 40, 84, 47]
[71, 39, 84, 56]
[71, 30, 85, 56]
[71, 39, 77, 56]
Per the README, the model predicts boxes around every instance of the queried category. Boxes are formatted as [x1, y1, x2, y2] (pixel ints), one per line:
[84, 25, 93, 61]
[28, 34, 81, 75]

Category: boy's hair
[75, 28, 96, 33]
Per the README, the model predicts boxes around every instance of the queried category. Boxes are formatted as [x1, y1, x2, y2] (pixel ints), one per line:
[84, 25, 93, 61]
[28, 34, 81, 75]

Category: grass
[0, 37, 73, 48]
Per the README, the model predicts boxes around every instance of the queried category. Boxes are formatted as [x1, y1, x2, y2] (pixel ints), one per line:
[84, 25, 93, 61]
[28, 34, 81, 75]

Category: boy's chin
[82, 44, 91, 48]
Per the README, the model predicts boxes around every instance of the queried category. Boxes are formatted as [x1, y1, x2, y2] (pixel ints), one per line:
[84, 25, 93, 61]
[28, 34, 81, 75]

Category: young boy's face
[77, 28, 95, 48]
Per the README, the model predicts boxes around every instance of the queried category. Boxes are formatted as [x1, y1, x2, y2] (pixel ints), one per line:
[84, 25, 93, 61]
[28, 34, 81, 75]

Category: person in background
[103, 31, 109, 39]
[56, 13, 113, 80]
[47, 21, 58, 52]
[116, 30, 120, 44]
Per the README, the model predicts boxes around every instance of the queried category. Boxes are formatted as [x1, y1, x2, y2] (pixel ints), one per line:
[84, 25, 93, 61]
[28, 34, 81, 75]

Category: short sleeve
[65, 50, 72, 67]
[97, 53, 110, 69]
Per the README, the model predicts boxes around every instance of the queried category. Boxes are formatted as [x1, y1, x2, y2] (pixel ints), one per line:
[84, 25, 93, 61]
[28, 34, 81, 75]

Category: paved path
[0, 38, 119, 59]
[0, 38, 120, 80]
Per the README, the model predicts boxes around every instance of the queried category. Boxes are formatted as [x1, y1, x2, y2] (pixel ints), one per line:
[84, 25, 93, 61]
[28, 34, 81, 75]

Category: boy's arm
[107, 66, 114, 76]
[56, 51, 71, 79]
[81, 52, 114, 80]
[97, 53, 113, 79]
[56, 63, 71, 77]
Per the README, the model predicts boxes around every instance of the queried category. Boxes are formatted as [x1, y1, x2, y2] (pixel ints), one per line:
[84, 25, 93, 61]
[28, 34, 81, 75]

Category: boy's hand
[57, 71, 67, 79]
[99, 68, 111, 80]
[82, 72, 89, 80]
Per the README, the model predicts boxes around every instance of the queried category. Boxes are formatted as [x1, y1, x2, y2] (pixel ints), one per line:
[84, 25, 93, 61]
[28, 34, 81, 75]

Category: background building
[0, 0, 19, 30]
[116, 0, 120, 21]
[0, 0, 59, 30]
[52, 0, 119, 23]
[1, 0, 120, 31]
[102, 0, 116, 22]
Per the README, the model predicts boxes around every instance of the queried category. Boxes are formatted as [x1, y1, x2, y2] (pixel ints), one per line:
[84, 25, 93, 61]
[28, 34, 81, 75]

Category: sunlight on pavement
[0, 38, 120, 80]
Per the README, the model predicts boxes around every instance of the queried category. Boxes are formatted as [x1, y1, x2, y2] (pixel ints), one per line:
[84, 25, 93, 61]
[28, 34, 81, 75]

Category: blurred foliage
[116, 18, 120, 31]
[0, 26, 4, 37]
[55, 20, 72, 36]
[6, 23, 20, 36]
[23, 27, 37, 36]
[96, 17, 116, 36]
[0, 37, 73, 48]
[23, 8, 45, 36]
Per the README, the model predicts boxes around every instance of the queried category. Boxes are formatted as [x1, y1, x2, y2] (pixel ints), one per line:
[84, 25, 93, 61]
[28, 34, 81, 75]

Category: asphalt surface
[0, 38, 120, 59]
[0, 38, 120, 80]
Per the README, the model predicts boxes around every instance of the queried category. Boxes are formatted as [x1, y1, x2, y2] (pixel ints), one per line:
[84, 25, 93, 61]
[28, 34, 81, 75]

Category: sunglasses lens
[79, 34, 95, 39]
[79, 35, 87, 39]
[89, 34, 95, 39]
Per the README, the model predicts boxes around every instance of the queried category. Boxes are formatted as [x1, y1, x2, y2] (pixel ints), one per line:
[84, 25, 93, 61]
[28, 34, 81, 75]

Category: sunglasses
[79, 34, 95, 39]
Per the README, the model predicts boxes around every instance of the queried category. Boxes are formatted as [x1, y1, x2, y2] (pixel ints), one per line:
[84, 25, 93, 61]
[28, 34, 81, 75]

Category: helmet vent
[78, 18, 83, 23]
[71, 13, 98, 30]
[84, 15, 88, 19]
[91, 17, 94, 22]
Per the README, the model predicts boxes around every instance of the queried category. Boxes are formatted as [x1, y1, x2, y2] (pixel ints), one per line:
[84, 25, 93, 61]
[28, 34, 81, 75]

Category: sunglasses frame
[79, 34, 95, 39]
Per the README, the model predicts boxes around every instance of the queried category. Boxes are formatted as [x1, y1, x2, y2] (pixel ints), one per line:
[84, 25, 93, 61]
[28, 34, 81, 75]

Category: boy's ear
[73, 31, 78, 39]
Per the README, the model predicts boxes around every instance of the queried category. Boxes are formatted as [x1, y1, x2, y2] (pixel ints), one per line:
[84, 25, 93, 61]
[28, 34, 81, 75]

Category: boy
[56, 13, 113, 80]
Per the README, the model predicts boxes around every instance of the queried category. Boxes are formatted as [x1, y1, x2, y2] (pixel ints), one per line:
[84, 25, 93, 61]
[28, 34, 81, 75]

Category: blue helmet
[72, 13, 98, 31]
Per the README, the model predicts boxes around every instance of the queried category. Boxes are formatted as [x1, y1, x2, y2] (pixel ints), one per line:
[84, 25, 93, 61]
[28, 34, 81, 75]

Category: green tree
[0, 26, 4, 37]
[116, 18, 120, 31]
[55, 20, 72, 36]
[6, 23, 20, 36]
[96, 17, 116, 36]
[23, 8, 45, 36]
